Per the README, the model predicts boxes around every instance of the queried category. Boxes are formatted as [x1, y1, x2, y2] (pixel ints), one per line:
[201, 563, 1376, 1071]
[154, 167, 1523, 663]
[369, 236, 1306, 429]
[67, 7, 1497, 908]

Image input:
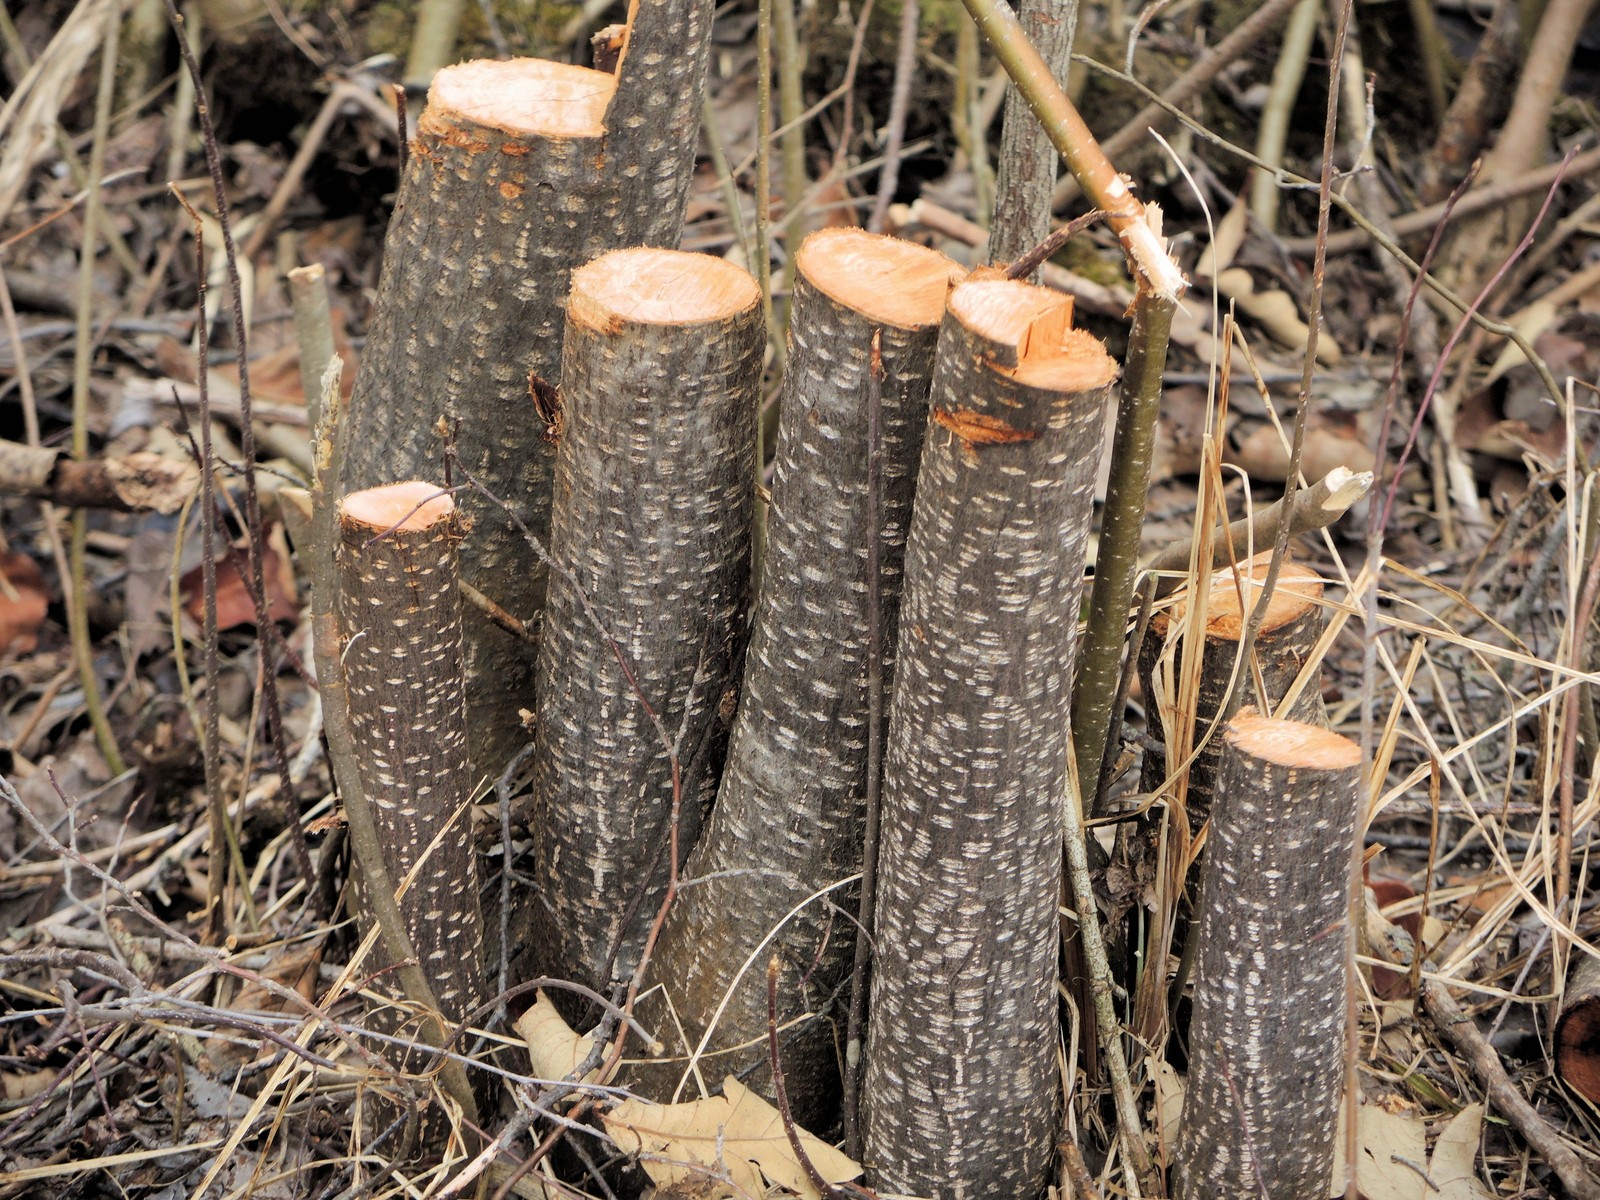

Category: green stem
[1073, 288, 1174, 813]
[957, 0, 1185, 297]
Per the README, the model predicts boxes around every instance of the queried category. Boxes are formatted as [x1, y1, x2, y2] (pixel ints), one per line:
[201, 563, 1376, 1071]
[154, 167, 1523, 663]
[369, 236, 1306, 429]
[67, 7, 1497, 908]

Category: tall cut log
[337, 481, 484, 1025]
[862, 279, 1118, 1200]
[632, 229, 961, 1116]
[342, 0, 716, 779]
[1139, 551, 1326, 828]
[1174, 712, 1361, 1200]
[527, 248, 763, 996]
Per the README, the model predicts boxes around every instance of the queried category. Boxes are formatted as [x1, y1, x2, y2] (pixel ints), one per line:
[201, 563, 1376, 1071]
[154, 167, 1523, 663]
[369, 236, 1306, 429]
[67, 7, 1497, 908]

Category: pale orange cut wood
[946, 279, 1119, 391]
[568, 247, 761, 330]
[427, 58, 615, 138]
[1160, 551, 1324, 640]
[1228, 709, 1362, 769]
[795, 227, 963, 328]
[339, 480, 455, 533]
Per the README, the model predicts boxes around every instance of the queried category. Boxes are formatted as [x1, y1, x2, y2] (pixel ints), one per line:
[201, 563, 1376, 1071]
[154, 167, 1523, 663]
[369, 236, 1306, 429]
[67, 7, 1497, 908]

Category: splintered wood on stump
[1174, 712, 1362, 1200]
[341, 1, 715, 779]
[632, 229, 962, 1116]
[862, 279, 1118, 1200]
[527, 248, 763, 996]
[337, 482, 484, 1025]
[1139, 551, 1326, 830]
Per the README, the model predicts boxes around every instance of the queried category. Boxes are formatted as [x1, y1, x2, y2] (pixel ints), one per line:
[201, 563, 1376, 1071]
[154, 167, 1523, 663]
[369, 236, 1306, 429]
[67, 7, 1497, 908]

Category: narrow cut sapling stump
[527, 247, 764, 997]
[633, 228, 962, 1116]
[1139, 551, 1327, 827]
[862, 278, 1118, 1200]
[337, 481, 484, 1027]
[1174, 712, 1362, 1200]
[1121, 553, 1326, 1032]
[342, 1, 715, 778]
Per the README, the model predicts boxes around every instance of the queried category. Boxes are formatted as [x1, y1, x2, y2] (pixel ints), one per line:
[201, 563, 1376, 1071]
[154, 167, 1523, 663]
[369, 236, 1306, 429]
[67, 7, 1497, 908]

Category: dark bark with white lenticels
[862, 278, 1118, 1200]
[526, 248, 764, 996]
[336, 482, 484, 1025]
[341, 2, 715, 780]
[1174, 713, 1362, 1200]
[631, 229, 961, 1119]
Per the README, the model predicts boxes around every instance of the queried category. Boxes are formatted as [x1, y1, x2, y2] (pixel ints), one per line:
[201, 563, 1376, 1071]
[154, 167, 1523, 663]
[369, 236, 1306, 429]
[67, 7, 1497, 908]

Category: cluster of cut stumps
[319, 11, 1364, 1199]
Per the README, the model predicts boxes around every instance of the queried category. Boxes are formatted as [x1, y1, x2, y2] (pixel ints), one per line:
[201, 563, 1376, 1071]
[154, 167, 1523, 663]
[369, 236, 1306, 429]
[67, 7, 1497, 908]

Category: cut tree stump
[862, 278, 1118, 1200]
[337, 481, 484, 1025]
[1139, 551, 1327, 830]
[632, 228, 961, 1117]
[526, 247, 763, 997]
[341, 1, 715, 779]
[1125, 553, 1327, 1035]
[1174, 711, 1362, 1200]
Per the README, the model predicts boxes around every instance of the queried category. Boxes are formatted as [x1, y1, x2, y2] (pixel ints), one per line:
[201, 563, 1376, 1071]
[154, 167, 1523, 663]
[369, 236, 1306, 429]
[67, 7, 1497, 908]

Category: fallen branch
[1144, 465, 1374, 585]
[1421, 978, 1600, 1200]
[0, 439, 198, 513]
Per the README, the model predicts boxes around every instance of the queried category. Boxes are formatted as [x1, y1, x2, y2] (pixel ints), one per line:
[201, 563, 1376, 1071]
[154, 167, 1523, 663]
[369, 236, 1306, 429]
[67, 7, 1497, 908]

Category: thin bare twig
[867, 0, 918, 232]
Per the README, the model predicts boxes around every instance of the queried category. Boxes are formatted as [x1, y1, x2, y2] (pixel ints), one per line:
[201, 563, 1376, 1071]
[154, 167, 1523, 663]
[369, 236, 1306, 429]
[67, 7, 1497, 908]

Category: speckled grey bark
[341, 2, 716, 779]
[336, 496, 484, 1024]
[862, 302, 1115, 1200]
[987, 0, 1078, 273]
[1174, 719, 1360, 1200]
[526, 276, 764, 996]
[1137, 567, 1326, 828]
[632, 253, 948, 1118]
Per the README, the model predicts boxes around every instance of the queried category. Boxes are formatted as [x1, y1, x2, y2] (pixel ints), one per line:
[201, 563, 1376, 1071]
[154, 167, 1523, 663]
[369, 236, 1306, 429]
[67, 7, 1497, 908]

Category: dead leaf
[1217, 267, 1343, 366]
[517, 990, 600, 1085]
[1429, 1104, 1494, 1200]
[1326, 1095, 1488, 1200]
[1330, 1095, 1427, 1200]
[602, 1076, 862, 1200]
[182, 522, 299, 630]
[0, 551, 50, 658]
[1147, 1055, 1184, 1165]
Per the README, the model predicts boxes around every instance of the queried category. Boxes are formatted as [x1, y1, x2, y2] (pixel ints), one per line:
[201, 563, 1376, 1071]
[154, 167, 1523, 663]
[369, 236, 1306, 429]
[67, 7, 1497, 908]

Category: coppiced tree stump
[633, 229, 961, 1116]
[336, 482, 484, 1026]
[526, 248, 763, 996]
[1139, 551, 1327, 829]
[862, 279, 1118, 1200]
[1174, 712, 1362, 1200]
[342, 2, 715, 778]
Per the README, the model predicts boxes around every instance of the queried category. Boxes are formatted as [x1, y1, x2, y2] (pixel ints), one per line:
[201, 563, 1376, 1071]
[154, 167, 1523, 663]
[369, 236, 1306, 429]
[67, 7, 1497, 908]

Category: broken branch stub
[526, 247, 764, 996]
[632, 228, 962, 1118]
[862, 278, 1118, 1200]
[341, 1, 716, 780]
